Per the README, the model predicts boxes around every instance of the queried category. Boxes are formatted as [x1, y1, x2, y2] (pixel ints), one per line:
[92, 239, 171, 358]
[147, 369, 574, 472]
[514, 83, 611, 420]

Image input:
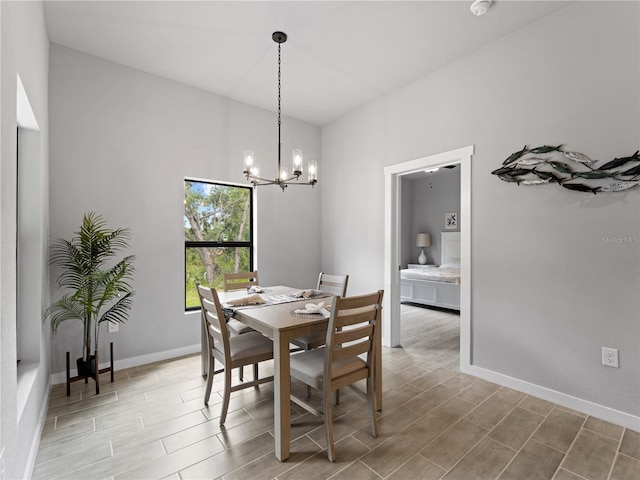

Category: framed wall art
[445, 212, 457, 230]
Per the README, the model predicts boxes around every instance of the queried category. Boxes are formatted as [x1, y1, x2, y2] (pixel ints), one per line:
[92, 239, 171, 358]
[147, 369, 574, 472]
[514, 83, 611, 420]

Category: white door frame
[383, 145, 473, 370]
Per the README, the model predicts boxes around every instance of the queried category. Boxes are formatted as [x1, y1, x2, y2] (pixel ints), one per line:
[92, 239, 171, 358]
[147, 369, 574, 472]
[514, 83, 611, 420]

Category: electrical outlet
[108, 322, 119, 333]
[602, 347, 619, 368]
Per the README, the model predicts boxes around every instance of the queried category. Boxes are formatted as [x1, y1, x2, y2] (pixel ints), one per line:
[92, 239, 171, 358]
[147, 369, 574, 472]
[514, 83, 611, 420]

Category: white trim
[49, 344, 201, 385]
[463, 364, 640, 432]
[384, 145, 473, 371]
[24, 378, 51, 480]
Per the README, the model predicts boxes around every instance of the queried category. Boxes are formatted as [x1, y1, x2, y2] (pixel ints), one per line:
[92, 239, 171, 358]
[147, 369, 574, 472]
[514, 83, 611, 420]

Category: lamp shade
[416, 233, 431, 248]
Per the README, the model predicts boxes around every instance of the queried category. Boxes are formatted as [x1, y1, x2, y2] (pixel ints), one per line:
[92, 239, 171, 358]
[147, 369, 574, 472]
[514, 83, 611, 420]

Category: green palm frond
[98, 292, 135, 325]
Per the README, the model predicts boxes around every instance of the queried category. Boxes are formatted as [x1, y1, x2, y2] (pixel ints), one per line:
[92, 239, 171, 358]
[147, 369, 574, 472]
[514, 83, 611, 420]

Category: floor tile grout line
[552, 413, 588, 479]
[606, 428, 626, 480]
[428, 420, 498, 476]
[491, 404, 557, 479]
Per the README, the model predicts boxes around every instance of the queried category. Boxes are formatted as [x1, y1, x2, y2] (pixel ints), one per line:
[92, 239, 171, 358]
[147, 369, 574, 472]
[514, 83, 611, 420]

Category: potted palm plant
[44, 212, 135, 381]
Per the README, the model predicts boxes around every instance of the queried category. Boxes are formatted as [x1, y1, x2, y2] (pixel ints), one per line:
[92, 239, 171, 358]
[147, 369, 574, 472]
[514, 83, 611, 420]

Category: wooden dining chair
[196, 284, 274, 425]
[289, 290, 384, 462]
[223, 271, 260, 292]
[290, 272, 348, 351]
[220, 271, 260, 336]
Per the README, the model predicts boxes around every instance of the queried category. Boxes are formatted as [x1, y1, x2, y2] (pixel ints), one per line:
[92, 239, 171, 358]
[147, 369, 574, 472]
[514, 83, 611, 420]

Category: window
[184, 180, 253, 310]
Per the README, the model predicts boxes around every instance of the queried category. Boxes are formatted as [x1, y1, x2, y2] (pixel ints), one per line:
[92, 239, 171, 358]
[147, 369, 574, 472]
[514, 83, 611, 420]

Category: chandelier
[243, 32, 317, 191]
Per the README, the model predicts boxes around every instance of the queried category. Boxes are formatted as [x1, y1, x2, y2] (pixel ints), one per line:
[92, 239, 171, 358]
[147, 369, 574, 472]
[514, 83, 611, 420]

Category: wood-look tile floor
[35, 304, 640, 480]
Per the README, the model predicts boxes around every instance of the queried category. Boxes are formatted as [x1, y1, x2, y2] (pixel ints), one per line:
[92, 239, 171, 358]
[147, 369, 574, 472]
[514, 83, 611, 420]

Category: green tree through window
[184, 180, 253, 309]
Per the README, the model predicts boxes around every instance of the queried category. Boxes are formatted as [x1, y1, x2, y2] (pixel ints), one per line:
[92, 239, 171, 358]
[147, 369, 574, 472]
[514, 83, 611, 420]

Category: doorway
[383, 145, 473, 371]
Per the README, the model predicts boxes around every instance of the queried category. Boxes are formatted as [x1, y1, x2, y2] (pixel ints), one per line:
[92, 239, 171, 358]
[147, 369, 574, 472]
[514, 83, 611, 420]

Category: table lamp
[416, 233, 431, 265]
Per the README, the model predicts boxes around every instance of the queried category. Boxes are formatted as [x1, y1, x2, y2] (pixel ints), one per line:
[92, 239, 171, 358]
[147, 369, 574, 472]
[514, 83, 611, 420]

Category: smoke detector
[470, 0, 492, 16]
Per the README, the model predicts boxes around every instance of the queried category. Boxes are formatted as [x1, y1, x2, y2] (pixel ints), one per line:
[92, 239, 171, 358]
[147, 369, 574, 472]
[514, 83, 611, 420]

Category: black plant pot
[76, 356, 96, 377]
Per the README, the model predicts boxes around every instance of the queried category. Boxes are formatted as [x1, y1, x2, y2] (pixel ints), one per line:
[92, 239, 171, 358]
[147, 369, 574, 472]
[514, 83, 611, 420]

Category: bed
[400, 231, 460, 310]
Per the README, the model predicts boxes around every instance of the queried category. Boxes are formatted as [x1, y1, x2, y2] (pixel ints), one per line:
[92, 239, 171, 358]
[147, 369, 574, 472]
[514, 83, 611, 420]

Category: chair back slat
[197, 284, 231, 359]
[317, 272, 348, 297]
[331, 340, 370, 363]
[333, 324, 373, 345]
[202, 298, 226, 345]
[335, 308, 377, 328]
[223, 271, 260, 292]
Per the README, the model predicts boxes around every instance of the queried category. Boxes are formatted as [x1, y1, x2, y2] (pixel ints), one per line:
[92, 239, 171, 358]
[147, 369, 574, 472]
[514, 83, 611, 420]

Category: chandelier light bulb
[292, 149, 303, 175]
[244, 150, 254, 170]
[308, 160, 317, 183]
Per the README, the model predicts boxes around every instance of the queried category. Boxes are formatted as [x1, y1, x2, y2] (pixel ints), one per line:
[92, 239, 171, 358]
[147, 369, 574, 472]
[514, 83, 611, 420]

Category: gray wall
[402, 169, 461, 267]
[320, 2, 639, 417]
[48, 45, 322, 375]
[0, 2, 51, 479]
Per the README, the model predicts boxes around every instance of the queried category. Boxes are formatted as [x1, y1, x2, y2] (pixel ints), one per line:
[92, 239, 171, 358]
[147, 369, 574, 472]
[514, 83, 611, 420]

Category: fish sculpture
[563, 151, 594, 166]
[572, 170, 614, 180]
[516, 157, 548, 166]
[496, 145, 640, 193]
[503, 168, 532, 176]
[532, 170, 563, 183]
[491, 166, 517, 175]
[530, 144, 563, 154]
[502, 145, 529, 165]
[560, 183, 600, 194]
[498, 174, 523, 184]
[548, 161, 573, 174]
[521, 178, 551, 186]
[599, 181, 639, 192]
[600, 151, 640, 170]
[620, 164, 640, 177]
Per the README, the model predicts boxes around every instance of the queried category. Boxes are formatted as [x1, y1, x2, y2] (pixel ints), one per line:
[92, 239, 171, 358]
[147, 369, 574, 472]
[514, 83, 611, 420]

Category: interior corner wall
[0, 2, 50, 479]
[48, 45, 321, 377]
[320, 1, 639, 419]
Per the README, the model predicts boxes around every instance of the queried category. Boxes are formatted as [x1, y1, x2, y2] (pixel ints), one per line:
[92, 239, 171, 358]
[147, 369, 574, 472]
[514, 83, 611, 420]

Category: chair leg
[220, 365, 232, 425]
[325, 388, 336, 462]
[367, 375, 378, 438]
[305, 345, 312, 398]
[204, 356, 215, 405]
[239, 365, 244, 381]
[253, 363, 258, 383]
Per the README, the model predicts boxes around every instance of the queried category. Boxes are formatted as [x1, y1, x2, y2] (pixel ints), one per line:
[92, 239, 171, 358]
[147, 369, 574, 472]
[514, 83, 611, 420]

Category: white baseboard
[50, 344, 201, 385]
[461, 364, 640, 432]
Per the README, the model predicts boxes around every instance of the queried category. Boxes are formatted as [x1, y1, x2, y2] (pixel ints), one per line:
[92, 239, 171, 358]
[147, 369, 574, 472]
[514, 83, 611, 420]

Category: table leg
[273, 333, 291, 461]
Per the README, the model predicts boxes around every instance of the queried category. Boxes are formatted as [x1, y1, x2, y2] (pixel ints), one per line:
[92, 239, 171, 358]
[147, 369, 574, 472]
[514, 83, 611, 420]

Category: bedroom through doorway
[383, 145, 472, 371]
[399, 167, 461, 360]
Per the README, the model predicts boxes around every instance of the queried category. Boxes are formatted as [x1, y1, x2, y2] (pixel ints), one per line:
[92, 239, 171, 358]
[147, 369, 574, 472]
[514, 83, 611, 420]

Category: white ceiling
[43, 1, 570, 126]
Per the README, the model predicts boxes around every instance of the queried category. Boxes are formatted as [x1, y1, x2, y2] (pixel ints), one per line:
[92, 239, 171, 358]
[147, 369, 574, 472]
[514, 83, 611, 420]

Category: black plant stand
[66, 342, 114, 396]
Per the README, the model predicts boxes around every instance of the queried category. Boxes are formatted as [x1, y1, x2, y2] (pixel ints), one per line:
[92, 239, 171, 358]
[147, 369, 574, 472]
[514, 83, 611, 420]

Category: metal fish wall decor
[492, 146, 640, 194]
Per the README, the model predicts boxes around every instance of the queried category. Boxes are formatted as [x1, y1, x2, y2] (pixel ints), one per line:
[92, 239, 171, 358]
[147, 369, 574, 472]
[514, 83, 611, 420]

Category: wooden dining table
[199, 285, 383, 461]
